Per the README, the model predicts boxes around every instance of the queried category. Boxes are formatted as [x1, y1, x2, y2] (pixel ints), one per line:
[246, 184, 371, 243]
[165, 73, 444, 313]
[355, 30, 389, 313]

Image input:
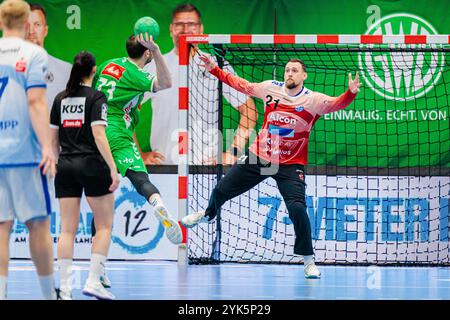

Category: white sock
[39, 274, 56, 300]
[58, 259, 73, 291]
[304, 255, 314, 265]
[149, 193, 164, 208]
[88, 253, 106, 283]
[0, 276, 7, 300]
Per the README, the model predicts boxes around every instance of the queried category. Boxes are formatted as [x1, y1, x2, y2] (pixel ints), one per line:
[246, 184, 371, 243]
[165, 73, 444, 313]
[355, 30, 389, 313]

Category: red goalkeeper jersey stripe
[210, 67, 356, 165]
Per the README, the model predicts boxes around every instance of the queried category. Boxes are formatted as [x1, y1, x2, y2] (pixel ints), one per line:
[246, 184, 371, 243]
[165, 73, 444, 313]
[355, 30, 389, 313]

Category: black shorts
[55, 154, 112, 198]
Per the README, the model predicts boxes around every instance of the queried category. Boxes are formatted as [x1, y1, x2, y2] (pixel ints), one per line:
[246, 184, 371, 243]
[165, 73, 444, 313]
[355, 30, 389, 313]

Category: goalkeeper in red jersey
[182, 55, 361, 278]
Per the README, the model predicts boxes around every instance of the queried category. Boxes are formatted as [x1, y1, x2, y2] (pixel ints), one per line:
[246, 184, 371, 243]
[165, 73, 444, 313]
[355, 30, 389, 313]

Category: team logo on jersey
[358, 13, 445, 101]
[15, 58, 26, 73]
[61, 97, 86, 128]
[102, 63, 126, 81]
[295, 106, 304, 112]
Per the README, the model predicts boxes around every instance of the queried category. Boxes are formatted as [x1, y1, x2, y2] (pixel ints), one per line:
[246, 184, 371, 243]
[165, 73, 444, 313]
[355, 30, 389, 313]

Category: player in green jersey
[92, 33, 182, 256]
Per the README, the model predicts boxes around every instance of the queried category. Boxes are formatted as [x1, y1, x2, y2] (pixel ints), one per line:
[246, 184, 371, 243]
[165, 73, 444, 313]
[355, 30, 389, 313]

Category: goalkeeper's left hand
[349, 72, 361, 94]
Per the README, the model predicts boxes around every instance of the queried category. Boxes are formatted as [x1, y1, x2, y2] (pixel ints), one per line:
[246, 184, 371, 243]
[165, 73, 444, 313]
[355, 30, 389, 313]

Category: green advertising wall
[8, 0, 449, 168]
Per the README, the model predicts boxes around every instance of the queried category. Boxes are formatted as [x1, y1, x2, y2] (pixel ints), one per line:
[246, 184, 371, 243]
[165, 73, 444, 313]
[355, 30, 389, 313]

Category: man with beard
[92, 34, 182, 251]
[182, 57, 361, 279]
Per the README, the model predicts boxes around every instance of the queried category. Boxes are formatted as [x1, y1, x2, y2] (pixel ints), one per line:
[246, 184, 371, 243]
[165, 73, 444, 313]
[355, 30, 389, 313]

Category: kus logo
[358, 13, 445, 101]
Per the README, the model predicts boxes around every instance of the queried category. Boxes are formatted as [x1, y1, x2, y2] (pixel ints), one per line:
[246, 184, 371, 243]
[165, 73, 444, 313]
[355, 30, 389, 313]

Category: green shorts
[111, 141, 147, 176]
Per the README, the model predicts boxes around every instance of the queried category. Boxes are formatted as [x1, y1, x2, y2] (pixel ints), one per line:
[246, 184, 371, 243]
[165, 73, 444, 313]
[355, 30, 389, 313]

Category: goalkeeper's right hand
[198, 55, 216, 72]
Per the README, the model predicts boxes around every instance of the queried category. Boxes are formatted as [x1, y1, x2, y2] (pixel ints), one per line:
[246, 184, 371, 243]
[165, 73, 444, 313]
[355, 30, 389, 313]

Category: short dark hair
[288, 59, 307, 72]
[29, 3, 46, 23]
[126, 35, 147, 59]
[172, 3, 201, 22]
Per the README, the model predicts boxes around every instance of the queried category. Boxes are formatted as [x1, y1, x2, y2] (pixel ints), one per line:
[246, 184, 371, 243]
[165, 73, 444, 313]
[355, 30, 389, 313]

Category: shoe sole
[154, 209, 183, 245]
[82, 289, 114, 300]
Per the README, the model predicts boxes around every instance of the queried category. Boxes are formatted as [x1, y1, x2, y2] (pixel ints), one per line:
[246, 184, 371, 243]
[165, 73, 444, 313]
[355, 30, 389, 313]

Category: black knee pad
[125, 170, 160, 200]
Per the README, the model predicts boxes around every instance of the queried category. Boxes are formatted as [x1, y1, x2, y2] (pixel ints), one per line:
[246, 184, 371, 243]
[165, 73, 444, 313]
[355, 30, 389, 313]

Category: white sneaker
[304, 262, 321, 279]
[82, 280, 115, 300]
[58, 288, 72, 300]
[100, 270, 111, 288]
[181, 211, 214, 228]
[154, 205, 183, 245]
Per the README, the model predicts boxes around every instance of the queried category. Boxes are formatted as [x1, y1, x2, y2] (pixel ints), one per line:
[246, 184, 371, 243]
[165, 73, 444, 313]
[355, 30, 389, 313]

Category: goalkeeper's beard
[285, 79, 299, 89]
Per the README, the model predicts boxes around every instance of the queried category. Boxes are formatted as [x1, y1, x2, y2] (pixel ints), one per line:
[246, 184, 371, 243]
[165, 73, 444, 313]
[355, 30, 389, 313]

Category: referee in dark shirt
[49, 51, 118, 300]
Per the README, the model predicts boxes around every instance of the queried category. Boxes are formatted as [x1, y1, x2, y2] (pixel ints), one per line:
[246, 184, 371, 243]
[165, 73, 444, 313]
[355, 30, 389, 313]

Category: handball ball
[134, 16, 160, 41]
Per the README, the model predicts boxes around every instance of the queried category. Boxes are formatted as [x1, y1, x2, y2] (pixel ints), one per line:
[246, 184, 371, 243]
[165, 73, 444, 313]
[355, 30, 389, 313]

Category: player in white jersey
[27, 3, 71, 108]
[0, 0, 57, 300]
[143, 3, 257, 165]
